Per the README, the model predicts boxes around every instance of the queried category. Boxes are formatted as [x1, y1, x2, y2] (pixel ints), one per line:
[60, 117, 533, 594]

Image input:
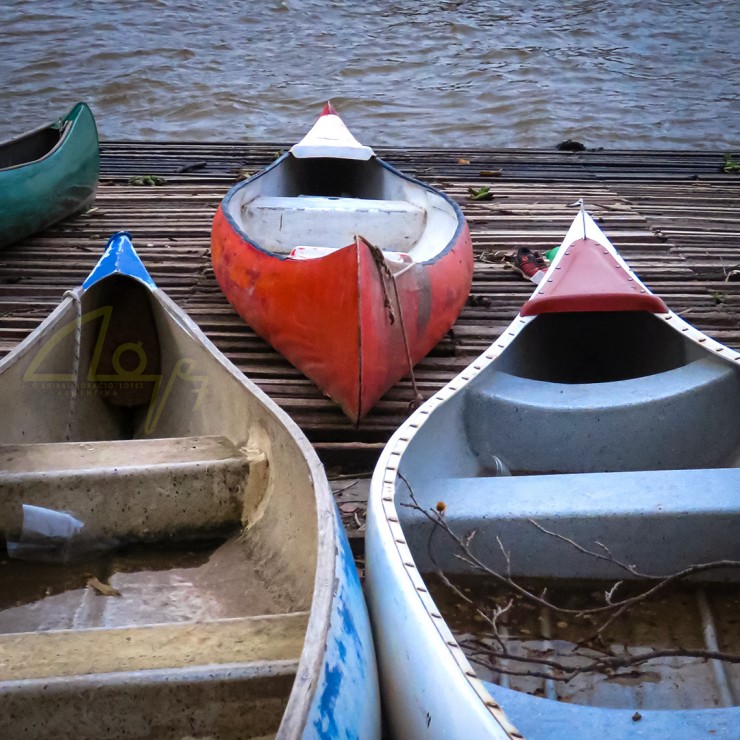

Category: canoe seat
[0, 436, 249, 541]
[464, 356, 740, 474]
[0, 611, 309, 680]
[0, 611, 307, 737]
[288, 245, 412, 266]
[243, 195, 426, 253]
[401, 467, 740, 579]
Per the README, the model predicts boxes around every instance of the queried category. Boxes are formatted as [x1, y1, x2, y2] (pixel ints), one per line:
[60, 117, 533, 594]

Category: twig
[332, 480, 359, 495]
[328, 471, 373, 480]
[361, 237, 422, 409]
[496, 535, 512, 578]
[407, 496, 740, 618]
[397, 477, 740, 679]
[529, 519, 651, 579]
[462, 637, 740, 683]
[604, 581, 623, 605]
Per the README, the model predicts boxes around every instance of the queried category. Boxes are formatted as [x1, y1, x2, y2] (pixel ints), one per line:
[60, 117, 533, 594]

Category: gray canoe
[366, 208, 740, 739]
[0, 233, 380, 739]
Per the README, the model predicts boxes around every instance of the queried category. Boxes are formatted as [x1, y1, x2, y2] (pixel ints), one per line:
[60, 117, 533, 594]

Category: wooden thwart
[0, 436, 249, 541]
[0, 611, 309, 681]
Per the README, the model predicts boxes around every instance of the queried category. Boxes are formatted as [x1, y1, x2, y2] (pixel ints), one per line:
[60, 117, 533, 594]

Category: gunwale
[0, 102, 88, 172]
[219, 153, 469, 265]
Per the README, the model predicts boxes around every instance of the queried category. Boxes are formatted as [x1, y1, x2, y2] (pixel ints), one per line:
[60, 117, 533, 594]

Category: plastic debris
[6, 504, 117, 563]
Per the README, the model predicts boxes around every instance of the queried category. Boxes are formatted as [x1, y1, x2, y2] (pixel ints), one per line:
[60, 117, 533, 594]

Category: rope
[63, 290, 82, 442]
[362, 236, 396, 325]
[358, 236, 423, 411]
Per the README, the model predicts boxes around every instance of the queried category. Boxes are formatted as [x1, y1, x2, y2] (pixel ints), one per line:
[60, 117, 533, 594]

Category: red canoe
[211, 104, 473, 422]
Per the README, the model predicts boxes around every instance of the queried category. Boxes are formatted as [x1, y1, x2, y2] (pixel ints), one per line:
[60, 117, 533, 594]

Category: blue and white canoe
[0, 233, 380, 739]
[366, 207, 740, 739]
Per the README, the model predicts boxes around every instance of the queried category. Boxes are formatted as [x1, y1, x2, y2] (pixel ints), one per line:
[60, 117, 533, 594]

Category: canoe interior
[227, 154, 458, 260]
[0, 123, 61, 170]
[0, 272, 320, 736]
[399, 310, 740, 481]
[396, 309, 740, 719]
[0, 103, 99, 250]
[491, 310, 708, 384]
[428, 573, 740, 711]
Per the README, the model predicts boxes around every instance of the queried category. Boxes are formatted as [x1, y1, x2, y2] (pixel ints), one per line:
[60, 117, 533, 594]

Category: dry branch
[397, 472, 740, 681]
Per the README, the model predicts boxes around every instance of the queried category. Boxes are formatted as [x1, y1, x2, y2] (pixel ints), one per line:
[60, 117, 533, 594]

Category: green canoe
[0, 102, 100, 248]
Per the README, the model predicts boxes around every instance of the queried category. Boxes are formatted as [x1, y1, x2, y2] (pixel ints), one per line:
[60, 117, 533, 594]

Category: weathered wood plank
[0, 144, 738, 486]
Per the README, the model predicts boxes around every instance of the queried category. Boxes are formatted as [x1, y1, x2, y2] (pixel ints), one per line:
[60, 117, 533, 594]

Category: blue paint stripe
[83, 232, 156, 290]
[305, 508, 381, 738]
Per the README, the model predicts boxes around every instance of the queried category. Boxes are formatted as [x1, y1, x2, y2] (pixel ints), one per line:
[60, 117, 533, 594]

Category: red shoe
[513, 247, 548, 283]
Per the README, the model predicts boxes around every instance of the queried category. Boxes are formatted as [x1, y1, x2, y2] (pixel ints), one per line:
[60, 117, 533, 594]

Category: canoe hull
[366, 512, 513, 738]
[0, 103, 99, 248]
[211, 200, 473, 422]
[0, 233, 380, 738]
[366, 210, 740, 738]
[304, 512, 380, 738]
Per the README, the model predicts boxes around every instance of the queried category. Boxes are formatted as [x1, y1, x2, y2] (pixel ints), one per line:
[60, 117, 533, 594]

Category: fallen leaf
[457, 158, 471, 165]
[468, 186, 494, 201]
[339, 503, 359, 514]
[128, 175, 167, 186]
[87, 577, 122, 597]
[479, 169, 503, 177]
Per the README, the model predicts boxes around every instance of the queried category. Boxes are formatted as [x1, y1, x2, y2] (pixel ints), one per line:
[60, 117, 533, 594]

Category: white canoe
[366, 208, 740, 738]
[0, 233, 380, 738]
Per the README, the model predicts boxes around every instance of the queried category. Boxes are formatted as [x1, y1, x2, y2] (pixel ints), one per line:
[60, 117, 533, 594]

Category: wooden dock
[2, 144, 739, 488]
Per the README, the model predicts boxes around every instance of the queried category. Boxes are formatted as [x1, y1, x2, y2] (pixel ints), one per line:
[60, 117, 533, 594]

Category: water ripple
[0, 0, 738, 148]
